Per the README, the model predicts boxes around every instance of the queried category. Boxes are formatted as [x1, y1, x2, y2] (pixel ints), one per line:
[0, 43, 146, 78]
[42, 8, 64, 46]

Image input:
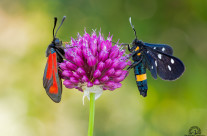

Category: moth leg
[125, 58, 142, 78]
[111, 41, 129, 46]
[128, 44, 134, 52]
[55, 49, 64, 58]
[127, 59, 142, 71]
[58, 67, 63, 72]
[55, 49, 75, 64]
[111, 42, 131, 52]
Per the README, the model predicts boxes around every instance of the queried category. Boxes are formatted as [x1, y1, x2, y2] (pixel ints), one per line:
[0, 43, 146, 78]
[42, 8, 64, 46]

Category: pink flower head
[60, 30, 131, 100]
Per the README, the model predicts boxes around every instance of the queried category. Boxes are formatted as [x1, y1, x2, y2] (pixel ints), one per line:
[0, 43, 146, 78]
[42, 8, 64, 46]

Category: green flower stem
[88, 93, 95, 136]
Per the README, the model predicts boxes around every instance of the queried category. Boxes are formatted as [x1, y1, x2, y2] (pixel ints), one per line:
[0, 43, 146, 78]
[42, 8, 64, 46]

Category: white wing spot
[171, 58, 174, 64]
[155, 61, 157, 67]
[158, 54, 162, 59]
[162, 47, 165, 52]
[151, 66, 153, 69]
[154, 47, 156, 49]
[147, 51, 149, 53]
[168, 65, 171, 71]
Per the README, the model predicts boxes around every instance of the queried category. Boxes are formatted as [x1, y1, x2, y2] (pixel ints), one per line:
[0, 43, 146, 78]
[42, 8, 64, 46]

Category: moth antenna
[53, 17, 57, 39]
[129, 17, 138, 40]
[54, 16, 66, 38]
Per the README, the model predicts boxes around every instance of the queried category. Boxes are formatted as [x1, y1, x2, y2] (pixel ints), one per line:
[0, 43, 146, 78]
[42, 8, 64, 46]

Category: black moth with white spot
[126, 17, 185, 97]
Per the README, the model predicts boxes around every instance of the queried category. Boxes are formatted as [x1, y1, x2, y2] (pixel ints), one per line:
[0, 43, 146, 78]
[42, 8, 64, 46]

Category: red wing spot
[46, 54, 53, 79]
[49, 69, 58, 94]
[49, 53, 58, 94]
[53, 53, 57, 73]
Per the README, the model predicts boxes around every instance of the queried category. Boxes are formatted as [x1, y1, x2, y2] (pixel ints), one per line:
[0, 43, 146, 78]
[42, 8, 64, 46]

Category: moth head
[54, 38, 62, 46]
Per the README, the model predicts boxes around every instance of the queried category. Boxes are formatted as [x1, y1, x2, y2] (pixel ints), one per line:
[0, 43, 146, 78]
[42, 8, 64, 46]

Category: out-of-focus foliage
[0, 0, 207, 135]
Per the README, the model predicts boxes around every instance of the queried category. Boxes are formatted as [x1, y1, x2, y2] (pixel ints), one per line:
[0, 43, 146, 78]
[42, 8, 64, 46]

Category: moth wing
[143, 46, 185, 80]
[43, 49, 62, 103]
[142, 50, 158, 79]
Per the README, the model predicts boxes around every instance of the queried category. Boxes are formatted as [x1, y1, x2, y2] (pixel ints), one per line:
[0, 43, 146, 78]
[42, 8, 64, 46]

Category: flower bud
[97, 61, 105, 71]
[76, 67, 86, 75]
[87, 55, 97, 66]
[73, 55, 84, 67]
[70, 77, 79, 83]
[62, 70, 73, 77]
[94, 79, 100, 85]
[66, 61, 77, 71]
[93, 69, 101, 78]
[106, 68, 115, 76]
[100, 75, 109, 82]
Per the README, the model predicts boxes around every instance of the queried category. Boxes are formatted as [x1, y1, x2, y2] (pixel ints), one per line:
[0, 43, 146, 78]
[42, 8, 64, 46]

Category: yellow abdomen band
[136, 74, 147, 81]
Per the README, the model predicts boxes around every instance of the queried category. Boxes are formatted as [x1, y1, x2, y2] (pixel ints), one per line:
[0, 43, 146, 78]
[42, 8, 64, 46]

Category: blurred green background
[1, 0, 207, 135]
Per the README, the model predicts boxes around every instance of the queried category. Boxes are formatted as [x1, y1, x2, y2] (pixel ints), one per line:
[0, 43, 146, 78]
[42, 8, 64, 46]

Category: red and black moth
[43, 16, 66, 103]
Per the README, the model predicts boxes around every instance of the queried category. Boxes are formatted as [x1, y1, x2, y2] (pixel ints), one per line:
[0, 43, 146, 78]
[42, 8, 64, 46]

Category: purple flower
[60, 30, 131, 101]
